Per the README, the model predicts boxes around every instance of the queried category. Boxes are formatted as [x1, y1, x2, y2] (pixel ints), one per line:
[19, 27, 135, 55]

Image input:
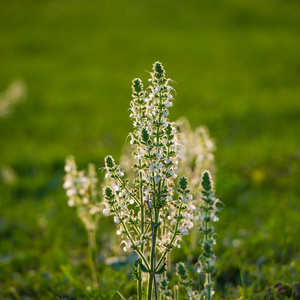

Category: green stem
[114, 172, 141, 206]
[131, 219, 141, 235]
[156, 202, 183, 271]
[207, 275, 211, 300]
[147, 273, 153, 300]
[174, 285, 178, 300]
[87, 229, 99, 289]
[204, 201, 211, 300]
[139, 158, 144, 300]
[146, 200, 158, 300]
[115, 209, 150, 271]
[189, 213, 200, 261]
[137, 269, 142, 300]
[139, 159, 145, 249]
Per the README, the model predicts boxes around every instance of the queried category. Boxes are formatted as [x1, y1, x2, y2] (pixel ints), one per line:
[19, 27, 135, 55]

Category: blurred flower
[0, 79, 27, 118]
[63, 156, 100, 289]
[63, 156, 101, 231]
[0, 166, 17, 185]
[177, 117, 216, 191]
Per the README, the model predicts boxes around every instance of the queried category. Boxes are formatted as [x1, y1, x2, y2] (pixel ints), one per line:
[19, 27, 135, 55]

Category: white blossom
[102, 63, 198, 293]
[63, 156, 100, 232]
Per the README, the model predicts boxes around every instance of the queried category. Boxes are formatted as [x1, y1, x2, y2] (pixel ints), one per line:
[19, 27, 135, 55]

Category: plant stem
[87, 229, 99, 289]
[189, 221, 199, 260]
[174, 285, 178, 300]
[207, 276, 211, 300]
[156, 202, 183, 271]
[147, 98, 162, 300]
[205, 201, 211, 300]
[146, 199, 158, 300]
[147, 272, 153, 300]
[115, 210, 150, 271]
[137, 270, 142, 300]
[138, 158, 144, 300]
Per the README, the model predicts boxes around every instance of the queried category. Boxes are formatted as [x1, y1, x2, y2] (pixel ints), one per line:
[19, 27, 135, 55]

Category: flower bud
[153, 61, 165, 79]
[179, 177, 188, 191]
[105, 155, 115, 168]
[201, 171, 212, 191]
[176, 262, 189, 281]
[104, 186, 115, 201]
[132, 78, 143, 98]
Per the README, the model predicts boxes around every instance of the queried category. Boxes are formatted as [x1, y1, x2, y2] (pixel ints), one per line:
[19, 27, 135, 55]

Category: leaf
[156, 263, 167, 274]
[132, 260, 142, 281]
[116, 291, 127, 300]
[108, 282, 127, 300]
[153, 222, 161, 228]
[139, 261, 149, 273]
[132, 271, 141, 281]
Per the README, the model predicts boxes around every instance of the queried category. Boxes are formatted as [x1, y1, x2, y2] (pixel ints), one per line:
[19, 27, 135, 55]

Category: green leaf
[116, 291, 127, 300]
[139, 261, 149, 273]
[132, 260, 142, 281]
[153, 222, 161, 228]
[156, 263, 167, 274]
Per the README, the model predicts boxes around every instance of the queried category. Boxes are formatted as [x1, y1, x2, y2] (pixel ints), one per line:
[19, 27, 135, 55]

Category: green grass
[1, 0, 300, 298]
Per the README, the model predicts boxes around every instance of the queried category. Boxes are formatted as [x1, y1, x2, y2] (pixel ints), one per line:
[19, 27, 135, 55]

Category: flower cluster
[159, 277, 172, 298]
[120, 117, 215, 190]
[176, 262, 198, 299]
[171, 172, 221, 300]
[103, 155, 142, 252]
[64, 156, 100, 231]
[177, 117, 215, 191]
[174, 118, 216, 256]
[128, 65, 181, 188]
[103, 62, 196, 298]
[63, 156, 101, 289]
[196, 171, 222, 299]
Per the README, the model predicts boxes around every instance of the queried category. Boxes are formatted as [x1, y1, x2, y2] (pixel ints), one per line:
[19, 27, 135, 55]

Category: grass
[0, 0, 300, 298]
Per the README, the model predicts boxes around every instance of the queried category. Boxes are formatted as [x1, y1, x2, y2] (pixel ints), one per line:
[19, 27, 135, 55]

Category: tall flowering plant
[63, 156, 100, 289]
[176, 171, 222, 300]
[103, 62, 196, 299]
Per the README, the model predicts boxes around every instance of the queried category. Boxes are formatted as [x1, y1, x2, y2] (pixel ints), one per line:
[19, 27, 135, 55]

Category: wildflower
[177, 117, 215, 192]
[103, 62, 196, 299]
[197, 171, 222, 299]
[63, 156, 100, 289]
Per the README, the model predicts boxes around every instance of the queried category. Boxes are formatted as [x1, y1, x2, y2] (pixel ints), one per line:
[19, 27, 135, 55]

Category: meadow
[0, 0, 300, 299]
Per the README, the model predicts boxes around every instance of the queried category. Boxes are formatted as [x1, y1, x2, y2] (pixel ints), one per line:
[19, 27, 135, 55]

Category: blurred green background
[1, 0, 300, 298]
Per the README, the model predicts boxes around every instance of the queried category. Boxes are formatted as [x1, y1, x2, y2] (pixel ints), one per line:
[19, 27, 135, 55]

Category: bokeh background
[1, 0, 300, 298]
